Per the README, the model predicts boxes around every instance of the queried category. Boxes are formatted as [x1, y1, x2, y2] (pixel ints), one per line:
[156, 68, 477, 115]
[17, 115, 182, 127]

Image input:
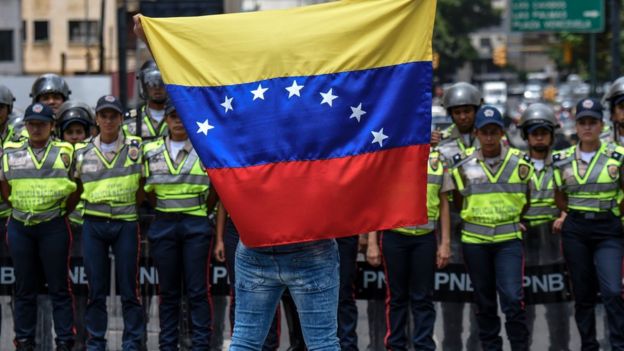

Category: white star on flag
[251, 84, 269, 100]
[285, 80, 304, 98]
[320, 88, 338, 107]
[371, 128, 388, 147]
[196, 119, 215, 136]
[220, 96, 234, 113]
[349, 103, 367, 122]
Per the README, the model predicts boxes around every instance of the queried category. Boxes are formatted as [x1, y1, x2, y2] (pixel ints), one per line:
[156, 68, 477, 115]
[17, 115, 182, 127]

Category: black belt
[154, 210, 196, 220]
[567, 210, 615, 220]
[83, 214, 125, 222]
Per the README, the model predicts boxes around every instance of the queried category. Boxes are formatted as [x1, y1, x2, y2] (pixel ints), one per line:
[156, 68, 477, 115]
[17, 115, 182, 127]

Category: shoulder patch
[518, 164, 530, 180]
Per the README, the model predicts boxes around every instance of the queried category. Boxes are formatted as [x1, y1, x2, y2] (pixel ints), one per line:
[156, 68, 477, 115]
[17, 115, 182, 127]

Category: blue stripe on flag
[167, 61, 432, 169]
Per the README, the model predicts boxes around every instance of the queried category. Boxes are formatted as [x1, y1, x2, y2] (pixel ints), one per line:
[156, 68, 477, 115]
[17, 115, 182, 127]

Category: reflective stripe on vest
[156, 197, 205, 210]
[81, 164, 142, 182]
[12, 207, 62, 223]
[524, 206, 560, 217]
[463, 222, 520, 237]
[460, 183, 527, 196]
[146, 174, 207, 185]
[564, 183, 619, 193]
[568, 197, 618, 210]
[84, 202, 137, 216]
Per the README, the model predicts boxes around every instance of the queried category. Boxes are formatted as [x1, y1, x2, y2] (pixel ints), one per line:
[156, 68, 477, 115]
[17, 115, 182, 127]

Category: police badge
[608, 164, 619, 179]
[430, 156, 439, 171]
[61, 153, 70, 168]
[518, 164, 530, 180]
[128, 140, 140, 161]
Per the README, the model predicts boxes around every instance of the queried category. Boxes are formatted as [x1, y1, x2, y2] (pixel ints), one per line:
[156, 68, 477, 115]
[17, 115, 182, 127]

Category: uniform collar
[475, 143, 509, 162]
[93, 130, 125, 153]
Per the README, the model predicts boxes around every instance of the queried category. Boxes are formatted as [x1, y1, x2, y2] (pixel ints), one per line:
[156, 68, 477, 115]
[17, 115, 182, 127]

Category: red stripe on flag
[208, 144, 429, 248]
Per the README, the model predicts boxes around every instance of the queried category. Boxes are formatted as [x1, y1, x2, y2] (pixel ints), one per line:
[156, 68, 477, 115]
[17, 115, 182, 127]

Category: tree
[433, 0, 501, 81]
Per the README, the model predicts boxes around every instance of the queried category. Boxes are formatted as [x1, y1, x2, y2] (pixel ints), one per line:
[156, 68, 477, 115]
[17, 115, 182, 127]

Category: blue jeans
[223, 221, 280, 351]
[230, 239, 341, 351]
[82, 219, 145, 351]
[463, 239, 528, 351]
[562, 214, 624, 351]
[381, 231, 436, 351]
[7, 216, 75, 346]
[148, 214, 214, 351]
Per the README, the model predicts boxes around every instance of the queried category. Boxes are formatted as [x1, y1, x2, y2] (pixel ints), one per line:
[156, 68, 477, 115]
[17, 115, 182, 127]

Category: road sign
[511, 0, 604, 33]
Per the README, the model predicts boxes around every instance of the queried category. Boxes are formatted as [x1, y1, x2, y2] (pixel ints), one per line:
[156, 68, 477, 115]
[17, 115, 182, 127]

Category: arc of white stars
[251, 84, 269, 100]
[196, 119, 214, 136]
[320, 88, 338, 107]
[371, 128, 388, 147]
[220, 96, 234, 113]
[285, 80, 304, 98]
[349, 103, 367, 122]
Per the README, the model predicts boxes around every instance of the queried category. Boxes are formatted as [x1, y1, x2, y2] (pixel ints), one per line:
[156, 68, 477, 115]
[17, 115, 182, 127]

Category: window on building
[68, 20, 98, 45]
[21, 21, 26, 42]
[34, 20, 49, 42]
[0, 30, 14, 61]
[480, 37, 491, 49]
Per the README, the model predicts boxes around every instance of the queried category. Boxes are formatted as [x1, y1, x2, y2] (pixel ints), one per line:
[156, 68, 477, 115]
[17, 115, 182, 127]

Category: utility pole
[611, 0, 621, 80]
[117, 0, 128, 108]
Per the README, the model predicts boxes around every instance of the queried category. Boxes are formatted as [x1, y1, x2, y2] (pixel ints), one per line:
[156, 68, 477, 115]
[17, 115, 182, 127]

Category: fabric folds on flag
[141, 0, 436, 247]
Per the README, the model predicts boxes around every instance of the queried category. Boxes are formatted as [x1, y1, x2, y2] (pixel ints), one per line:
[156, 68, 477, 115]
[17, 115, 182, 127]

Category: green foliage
[433, 0, 501, 80]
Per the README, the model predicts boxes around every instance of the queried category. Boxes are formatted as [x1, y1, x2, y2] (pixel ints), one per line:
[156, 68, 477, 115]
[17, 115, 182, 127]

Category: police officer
[30, 75, 71, 351]
[73, 95, 145, 350]
[518, 103, 572, 351]
[0, 103, 76, 351]
[57, 100, 95, 350]
[553, 98, 624, 350]
[366, 148, 452, 351]
[450, 105, 532, 351]
[57, 101, 95, 144]
[604, 77, 624, 145]
[0, 84, 21, 143]
[435, 81, 482, 351]
[143, 101, 214, 350]
[124, 60, 168, 139]
[30, 74, 71, 114]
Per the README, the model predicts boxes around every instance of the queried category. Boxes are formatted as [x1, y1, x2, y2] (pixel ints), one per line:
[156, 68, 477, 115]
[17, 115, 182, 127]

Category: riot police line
[1, 67, 624, 351]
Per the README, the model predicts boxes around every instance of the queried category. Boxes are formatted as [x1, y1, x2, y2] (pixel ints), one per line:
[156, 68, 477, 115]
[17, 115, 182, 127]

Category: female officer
[450, 105, 532, 351]
[143, 101, 214, 350]
[57, 101, 94, 350]
[73, 95, 145, 351]
[0, 103, 76, 351]
[553, 98, 624, 350]
[366, 148, 452, 351]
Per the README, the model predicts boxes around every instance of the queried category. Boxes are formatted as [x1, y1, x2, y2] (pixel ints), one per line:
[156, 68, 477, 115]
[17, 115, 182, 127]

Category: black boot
[14, 339, 35, 351]
[55, 341, 74, 351]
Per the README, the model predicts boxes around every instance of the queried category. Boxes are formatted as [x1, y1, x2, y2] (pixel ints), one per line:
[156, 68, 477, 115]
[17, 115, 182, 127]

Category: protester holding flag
[134, 0, 434, 349]
[366, 148, 452, 351]
[450, 105, 532, 351]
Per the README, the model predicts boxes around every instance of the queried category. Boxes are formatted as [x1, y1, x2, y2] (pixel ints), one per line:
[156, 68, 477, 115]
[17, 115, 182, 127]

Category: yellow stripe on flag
[141, 0, 436, 87]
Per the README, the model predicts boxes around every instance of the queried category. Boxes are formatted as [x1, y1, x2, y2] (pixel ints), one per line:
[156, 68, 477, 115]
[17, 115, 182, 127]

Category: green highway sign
[511, 0, 605, 33]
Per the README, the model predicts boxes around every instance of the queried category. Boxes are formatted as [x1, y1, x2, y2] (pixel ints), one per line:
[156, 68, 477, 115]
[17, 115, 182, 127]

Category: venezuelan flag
[141, 0, 436, 247]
